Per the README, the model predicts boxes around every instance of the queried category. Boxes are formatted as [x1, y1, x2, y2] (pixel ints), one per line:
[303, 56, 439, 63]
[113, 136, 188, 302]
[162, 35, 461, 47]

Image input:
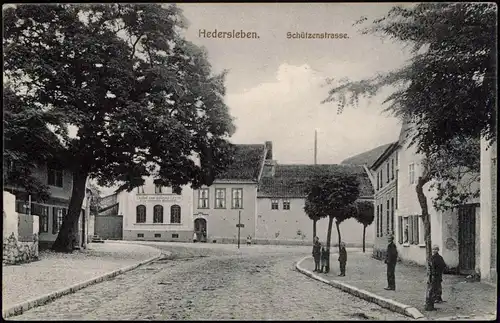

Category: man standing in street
[429, 245, 447, 305]
[338, 242, 347, 277]
[312, 236, 321, 272]
[384, 235, 398, 290]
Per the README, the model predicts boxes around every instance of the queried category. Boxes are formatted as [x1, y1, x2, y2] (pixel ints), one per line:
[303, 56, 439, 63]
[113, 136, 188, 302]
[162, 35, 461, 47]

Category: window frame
[386, 162, 390, 183]
[137, 186, 145, 194]
[271, 199, 279, 210]
[409, 163, 415, 185]
[136, 205, 146, 223]
[170, 205, 181, 224]
[386, 199, 390, 234]
[282, 199, 291, 210]
[376, 204, 380, 237]
[154, 185, 163, 194]
[198, 188, 209, 209]
[215, 188, 226, 209]
[47, 166, 63, 188]
[153, 205, 164, 223]
[231, 188, 243, 209]
[403, 216, 409, 244]
[391, 158, 395, 180]
[52, 207, 65, 234]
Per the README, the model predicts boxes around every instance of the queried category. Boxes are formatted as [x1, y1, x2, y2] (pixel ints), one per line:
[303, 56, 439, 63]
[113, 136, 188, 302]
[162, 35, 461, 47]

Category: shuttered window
[413, 215, 419, 244]
[409, 215, 414, 244]
[398, 216, 403, 244]
[380, 204, 383, 236]
[386, 200, 390, 234]
[390, 198, 395, 233]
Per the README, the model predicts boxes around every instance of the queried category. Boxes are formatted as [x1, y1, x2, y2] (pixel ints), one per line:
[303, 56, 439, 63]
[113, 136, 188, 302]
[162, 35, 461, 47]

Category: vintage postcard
[2, 2, 497, 321]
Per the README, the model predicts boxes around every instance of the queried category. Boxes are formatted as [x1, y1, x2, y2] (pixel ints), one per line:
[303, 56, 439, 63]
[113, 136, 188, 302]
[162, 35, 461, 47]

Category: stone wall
[3, 233, 39, 265]
[3, 191, 39, 265]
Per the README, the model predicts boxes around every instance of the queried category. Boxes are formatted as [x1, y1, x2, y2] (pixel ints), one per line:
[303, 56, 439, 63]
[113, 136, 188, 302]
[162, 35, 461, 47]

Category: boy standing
[338, 242, 347, 276]
[312, 236, 321, 272]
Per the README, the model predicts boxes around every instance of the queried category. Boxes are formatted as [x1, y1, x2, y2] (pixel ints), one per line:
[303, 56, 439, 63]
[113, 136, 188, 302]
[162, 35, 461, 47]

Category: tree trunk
[326, 215, 334, 270]
[363, 224, 366, 253]
[313, 219, 317, 240]
[416, 173, 434, 311]
[336, 220, 342, 254]
[51, 169, 88, 253]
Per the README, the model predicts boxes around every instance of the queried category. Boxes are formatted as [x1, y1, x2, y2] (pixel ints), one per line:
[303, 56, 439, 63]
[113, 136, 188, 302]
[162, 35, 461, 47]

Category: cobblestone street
[13, 243, 409, 320]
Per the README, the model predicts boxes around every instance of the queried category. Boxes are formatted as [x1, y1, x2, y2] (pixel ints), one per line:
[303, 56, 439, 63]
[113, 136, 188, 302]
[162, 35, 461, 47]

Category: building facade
[3, 161, 91, 249]
[394, 121, 480, 273]
[369, 142, 399, 259]
[119, 178, 194, 242]
[480, 137, 497, 283]
[256, 163, 375, 246]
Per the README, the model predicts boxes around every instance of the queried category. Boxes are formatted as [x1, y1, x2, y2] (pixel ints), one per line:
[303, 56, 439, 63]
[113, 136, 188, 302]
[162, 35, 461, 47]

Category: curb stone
[2, 249, 167, 319]
[295, 255, 426, 320]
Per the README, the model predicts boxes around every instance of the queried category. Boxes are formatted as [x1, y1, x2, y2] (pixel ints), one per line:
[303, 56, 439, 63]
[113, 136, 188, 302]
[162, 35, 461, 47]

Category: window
[154, 233, 161, 238]
[47, 165, 63, 187]
[232, 188, 243, 209]
[271, 199, 279, 210]
[390, 198, 395, 233]
[380, 204, 384, 237]
[409, 163, 415, 184]
[376, 205, 380, 237]
[215, 188, 226, 209]
[52, 207, 65, 234]
[283, 199, 290, 210]
[380, 169, 383, 188]
[398, 216, 403, 244]
[412, 215, 419, 245]
[391, 159, 395, 180]
[155, 185, 162, 194]
[386, 163, 390, 183]
[418, 215, 425, 245]
[32, 204, 49, 233]
[198, 189, 209, 209]
[403, 216, 409, 243]
[137, 233, 144, 238]
[137, 186, 145, 194]
[172, 233, 179, 238]
[386, 200, 390, 234]
[153, 205, 163, 223]
[376, 172, 380, 190]
[170, 205, 181, 224]
[136, 205, 146, 223]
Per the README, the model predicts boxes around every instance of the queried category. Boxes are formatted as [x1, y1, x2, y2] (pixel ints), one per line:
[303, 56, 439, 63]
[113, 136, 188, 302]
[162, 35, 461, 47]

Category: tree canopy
[353, 200, 374, 227]
[3, 4, 236, 251]
[304, 173, 360, 221]
[322, 2, 495, 211]
[324, 3, 496, 152]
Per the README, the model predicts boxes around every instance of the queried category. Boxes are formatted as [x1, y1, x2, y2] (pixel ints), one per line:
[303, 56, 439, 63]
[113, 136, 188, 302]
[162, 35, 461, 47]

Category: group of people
[312, 236, 347, 276]
[312, 235, 448, 311]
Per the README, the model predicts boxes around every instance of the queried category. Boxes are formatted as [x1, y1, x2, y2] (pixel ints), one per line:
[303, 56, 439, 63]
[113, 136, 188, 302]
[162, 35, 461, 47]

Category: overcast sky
[177, 3, 410, 164]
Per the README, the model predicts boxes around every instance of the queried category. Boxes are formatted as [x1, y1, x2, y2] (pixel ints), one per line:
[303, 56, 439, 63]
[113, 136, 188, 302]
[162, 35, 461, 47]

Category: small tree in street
[353, 200, 375, 253]
[4, 4, 236, 252]
[322, 3, 494, 310]
[304, 172, 360, 268]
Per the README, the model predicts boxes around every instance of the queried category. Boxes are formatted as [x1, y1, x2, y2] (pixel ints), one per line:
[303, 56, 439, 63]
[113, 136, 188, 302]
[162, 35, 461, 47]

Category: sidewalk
[299, 252, 497, 320]
[2, 242, 162, 312]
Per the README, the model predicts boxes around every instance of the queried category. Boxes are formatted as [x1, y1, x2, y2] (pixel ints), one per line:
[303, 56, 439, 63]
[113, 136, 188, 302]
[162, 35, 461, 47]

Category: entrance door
[458, 204, 476, 274]
[194, 218, 207, 242]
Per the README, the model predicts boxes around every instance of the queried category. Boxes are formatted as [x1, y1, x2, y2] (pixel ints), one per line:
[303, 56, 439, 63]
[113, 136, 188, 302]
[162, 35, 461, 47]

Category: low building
[394, 120, 480, 273]
[256, 163, 375, 246]
[369, 141, 399, 259]
[3, 160, 92, 249]
[119, 178, 194, 242]
[191, 143, 268, 243]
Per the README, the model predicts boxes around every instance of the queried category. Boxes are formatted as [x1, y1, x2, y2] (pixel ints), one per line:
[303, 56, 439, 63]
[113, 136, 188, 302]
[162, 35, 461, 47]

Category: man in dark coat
[320, 246, 330, 273]
[312, 236, 321, 272]
[338, 242, 347, 276]
[384, 235, 398, 290]
[429, 245, 447, 304]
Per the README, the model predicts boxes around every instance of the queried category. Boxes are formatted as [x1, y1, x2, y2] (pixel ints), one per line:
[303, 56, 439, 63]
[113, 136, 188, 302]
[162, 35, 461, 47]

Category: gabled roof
[370, 141, 399, 170]
[257, 164, 374, 198]
[341, 143, 393, 167]
[216, 144, 267, 181]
